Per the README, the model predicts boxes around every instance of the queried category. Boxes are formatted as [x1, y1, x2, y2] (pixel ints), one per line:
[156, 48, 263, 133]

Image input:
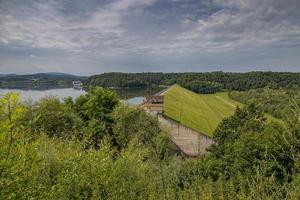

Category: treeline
[0, 73, 87, 89]
[87, 71, 300, 93]
[1, 88, 300, 199]
[229, 87, 300, 122]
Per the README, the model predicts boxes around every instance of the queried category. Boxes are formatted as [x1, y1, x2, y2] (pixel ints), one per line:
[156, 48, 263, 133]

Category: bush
[24, 96, 82, 138]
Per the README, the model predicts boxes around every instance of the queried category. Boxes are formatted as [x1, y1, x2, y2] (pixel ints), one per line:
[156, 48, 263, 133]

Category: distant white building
[72, 81, 83, 89]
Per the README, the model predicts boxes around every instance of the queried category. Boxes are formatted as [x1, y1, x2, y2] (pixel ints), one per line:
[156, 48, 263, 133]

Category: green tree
[74, 87, 119, 146]
[29, 96, 82, 138]
[112, 105, 161, 149]
[211, 104, 266, 158]
[0, 93, 24, 161]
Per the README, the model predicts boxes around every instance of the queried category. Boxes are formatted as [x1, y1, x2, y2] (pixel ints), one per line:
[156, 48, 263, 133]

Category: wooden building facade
[143, 95, 164, 114]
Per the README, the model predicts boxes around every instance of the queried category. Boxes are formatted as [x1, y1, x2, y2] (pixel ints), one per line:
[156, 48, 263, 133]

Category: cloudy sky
[0, 0, 300, 75]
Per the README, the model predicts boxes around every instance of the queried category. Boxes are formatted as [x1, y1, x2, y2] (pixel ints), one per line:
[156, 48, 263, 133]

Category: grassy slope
[163, 85, 280, 137]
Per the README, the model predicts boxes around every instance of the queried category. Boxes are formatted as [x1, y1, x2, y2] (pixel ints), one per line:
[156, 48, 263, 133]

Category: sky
[0, 0, 300, 75]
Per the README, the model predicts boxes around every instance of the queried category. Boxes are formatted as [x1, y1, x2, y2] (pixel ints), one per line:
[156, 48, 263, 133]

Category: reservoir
[0, 87, 162, 105]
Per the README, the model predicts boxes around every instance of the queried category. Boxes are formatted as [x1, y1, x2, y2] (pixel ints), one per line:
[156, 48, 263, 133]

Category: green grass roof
[163, 85, 241, 137]
[163, 85, 281, 137]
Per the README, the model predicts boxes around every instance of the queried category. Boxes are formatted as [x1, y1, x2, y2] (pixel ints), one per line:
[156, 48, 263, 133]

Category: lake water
[0, 87, 162, 105]
[0, 88, 86, 102]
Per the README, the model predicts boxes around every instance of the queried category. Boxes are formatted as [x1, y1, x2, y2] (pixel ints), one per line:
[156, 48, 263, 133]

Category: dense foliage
[229, 87, 300, 122]
[87, 71, 300, 93]
[1, 88, 300, 199]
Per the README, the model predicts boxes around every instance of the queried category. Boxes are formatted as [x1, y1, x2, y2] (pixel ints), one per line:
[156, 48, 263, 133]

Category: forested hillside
[87, 71, 300, 93]
[1, 87, 300, 199]
[0, 73, 87, 89]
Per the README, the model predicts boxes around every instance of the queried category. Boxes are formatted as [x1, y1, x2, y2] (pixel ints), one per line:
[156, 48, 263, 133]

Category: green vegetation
[1, 87, 300, 199]
[88, 71, 300, 93]
[229, 87, 300, 123]
[163, 85, 241, 136]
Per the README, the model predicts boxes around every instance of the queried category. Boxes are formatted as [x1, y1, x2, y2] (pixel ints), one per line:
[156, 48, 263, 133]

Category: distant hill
[0, 74, 19, 78]
[0, 72, 87, 89]
[0, 72, 86, 78]
[37, 72, 75, 76]
[28, 72, 87, 77]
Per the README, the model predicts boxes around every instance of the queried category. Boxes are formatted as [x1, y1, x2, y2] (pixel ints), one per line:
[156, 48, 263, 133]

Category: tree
[29, 96, 82, 138]
[73, 87, 119, 146]
[0, 93, 24, 161]
[211, 104, 266, 158]
[112, 105, 161, 149]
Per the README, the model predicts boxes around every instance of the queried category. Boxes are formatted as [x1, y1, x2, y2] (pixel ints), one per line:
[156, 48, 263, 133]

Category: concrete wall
[158, 116, 214, 157]
[143, 103, 164, 113]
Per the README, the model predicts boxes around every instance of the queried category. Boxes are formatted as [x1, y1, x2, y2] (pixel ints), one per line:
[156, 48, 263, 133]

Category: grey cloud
[0, 0, 150, 53]
[2, 0, 299, 55]
[0, 0, 299, 74]
[175, 0, 300, 53]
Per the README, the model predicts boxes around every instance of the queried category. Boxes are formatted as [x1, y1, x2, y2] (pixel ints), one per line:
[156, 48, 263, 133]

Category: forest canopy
[87, 71, 300, 94]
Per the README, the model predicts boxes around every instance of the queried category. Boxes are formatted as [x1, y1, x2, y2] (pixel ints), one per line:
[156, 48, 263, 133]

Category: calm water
[0, 88, 86, 102]
[0, 87, 162, 105]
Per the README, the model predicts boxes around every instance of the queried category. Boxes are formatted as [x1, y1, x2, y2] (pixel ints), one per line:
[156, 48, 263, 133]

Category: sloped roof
[144, 95, 164, 103]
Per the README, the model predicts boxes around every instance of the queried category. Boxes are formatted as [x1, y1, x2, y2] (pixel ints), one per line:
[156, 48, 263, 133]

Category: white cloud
[109, 0, 156, 11]
[173, 0, 300, 53]
[0, 0, 157, 53]
[29, 54, 36, 59]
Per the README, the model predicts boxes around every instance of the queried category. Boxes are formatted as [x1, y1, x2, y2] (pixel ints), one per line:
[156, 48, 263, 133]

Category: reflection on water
[0, 87, 162, 105]
[126, 97, 144, 105]
[112, 87, 162, 100]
